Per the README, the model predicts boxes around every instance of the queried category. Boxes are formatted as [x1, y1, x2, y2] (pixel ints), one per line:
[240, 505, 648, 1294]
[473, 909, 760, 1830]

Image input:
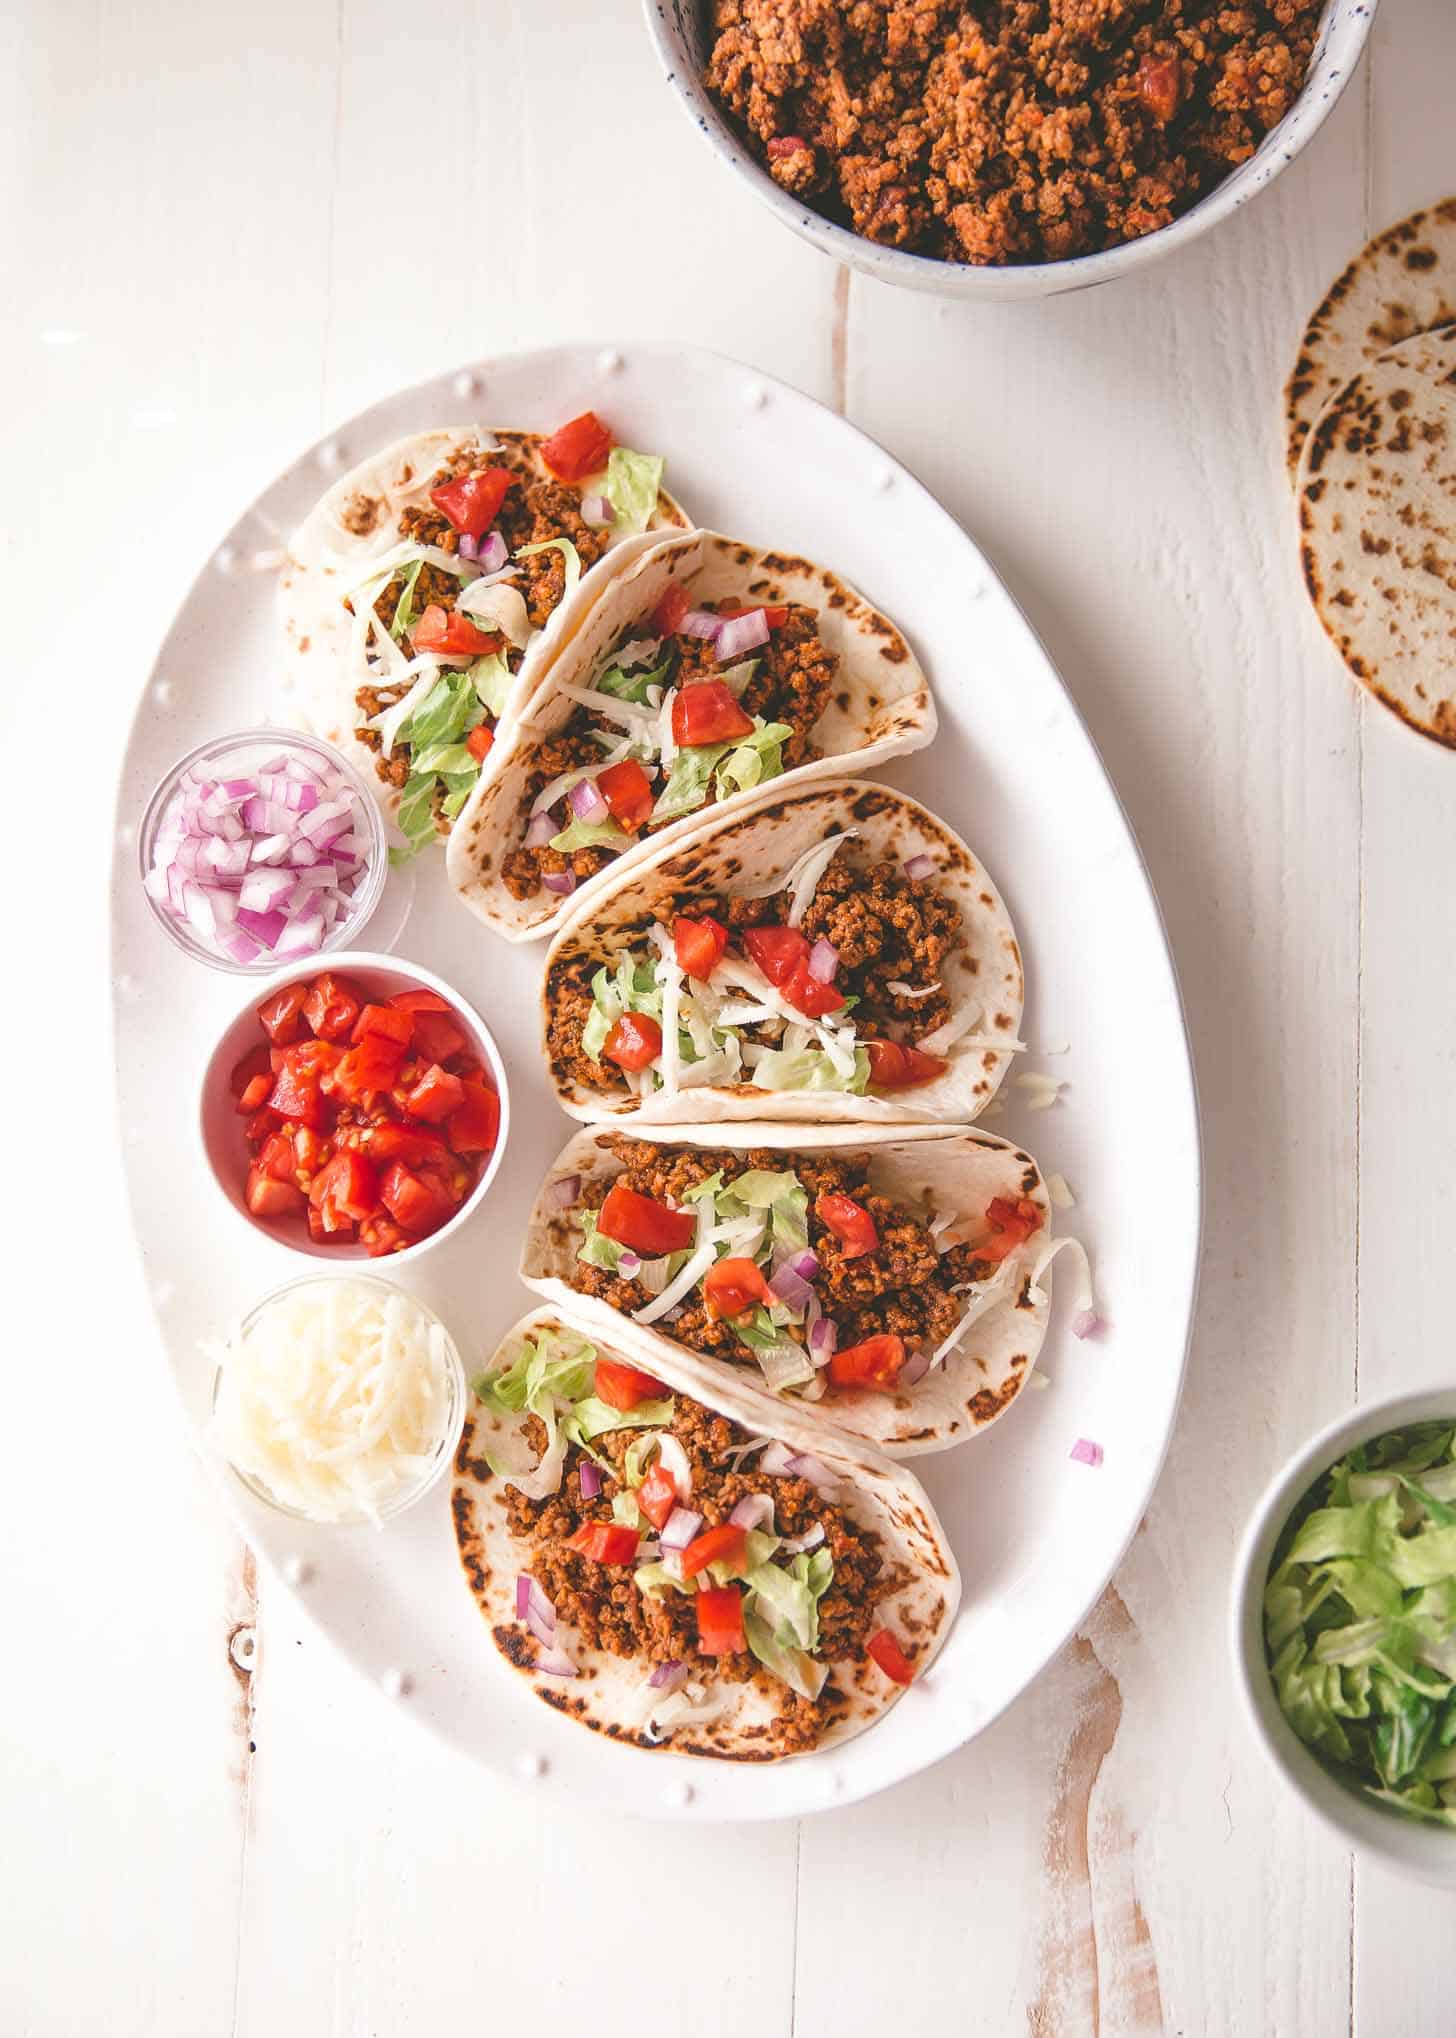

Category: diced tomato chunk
[703, 1257, 771, 1323]
[566, 1521, 640, 1565]
[229, 1041, 273, 1098]
[815, 1191, 879, 1259]
[466, 724, 495, 763]
[866, 1626, 916, 1685]
[671, 679, 755, 747]
[715, 598, 789, 628]
[359, 1212, 410, 1258]
[603, 1012, 662, 1072]
[255, 982, 308, 1047]
[679, 1523, 747, 1578]
[596, 1183, 696, 1254]
[429, 467, 511, 538]
[309, 1149, 377, 1223]
[828, 1333, 906, 1391]
[389, 989, 452, 1015]
[236, 1072, 274, 1114]
[350, 1002, 414, 1049]
[596, 757, 654, 833]
[267, 1057, 326, 1128]
[651, 582, 691, 636]
[635, 1463, 679, 1531]
[256, 1132, 298, 1183]
[411, 605, 502, 659]
[302, 972, 365, 1043]
[378, 1160, 456, 1237]
[446, 1076, 499, 1155]
[782, 960, 845, 1019]
[742, 924, 807, 988]
[364, 1121, 449, 1168]
[695, 1585, 746, 1656]
[594, 1356, 668, 1411]
[540, 410, 614, 483]
[673, 915, 728, 982]
[245, 1166, 306, 1220]
[291, 1124, 326, 1173]
[307, 1202, 356, 1244]
[404, 1063, 465, 1123]
[330, 1033, 407, 1102]
[977, 1196, 1044, 1262]
[409, 1009, 468, 1065]
[865, 1039, 946, 1090]
[244, 1108, 279, 1143]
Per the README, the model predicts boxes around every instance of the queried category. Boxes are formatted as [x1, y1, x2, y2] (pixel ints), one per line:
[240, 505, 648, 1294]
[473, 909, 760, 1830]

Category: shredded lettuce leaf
[550, 813, 630, 855]
[603, 447, 665, 535]
[388, 559, 424, 642]
[1264, 1420, 1456, 1823]
[650, 719, 792, 824]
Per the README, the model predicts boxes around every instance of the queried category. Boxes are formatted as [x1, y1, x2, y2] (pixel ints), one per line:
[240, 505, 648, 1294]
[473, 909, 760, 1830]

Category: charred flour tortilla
[280, 422, 687, 855]
[1286, 198, 1456, 481]
[451, 1307, 959, 1760]
[445, 530, 935, 941]
[1296, 324, 1456, 746]
[520, 1123, 1071, 1458]
[541, 777, 1023, 1126]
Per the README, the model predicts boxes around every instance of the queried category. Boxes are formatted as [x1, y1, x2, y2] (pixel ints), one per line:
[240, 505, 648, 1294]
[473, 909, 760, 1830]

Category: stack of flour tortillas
[1287, 198, 1456, 747]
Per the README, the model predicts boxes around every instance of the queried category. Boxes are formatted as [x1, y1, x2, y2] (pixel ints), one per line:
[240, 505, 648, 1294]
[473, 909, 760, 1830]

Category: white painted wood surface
[4, 0, 1454, 2029]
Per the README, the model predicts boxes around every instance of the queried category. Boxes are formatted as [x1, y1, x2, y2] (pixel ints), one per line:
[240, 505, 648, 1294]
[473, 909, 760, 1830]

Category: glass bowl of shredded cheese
[208, 1275, 466, 1525]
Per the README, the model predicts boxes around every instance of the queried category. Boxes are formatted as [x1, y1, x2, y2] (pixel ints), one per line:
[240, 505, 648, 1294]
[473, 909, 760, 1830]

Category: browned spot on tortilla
[339, 492, 383, 536]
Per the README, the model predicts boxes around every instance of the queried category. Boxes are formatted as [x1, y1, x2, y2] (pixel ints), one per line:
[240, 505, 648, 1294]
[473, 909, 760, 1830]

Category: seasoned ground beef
[501, 1389, 900, 1751]
[704, 0, 1323, 266]
[569, 1140, 996, 1363]
[349, 444, 614, 826]
[501, 599, 835, 901]
[546, 852, 964, 1095]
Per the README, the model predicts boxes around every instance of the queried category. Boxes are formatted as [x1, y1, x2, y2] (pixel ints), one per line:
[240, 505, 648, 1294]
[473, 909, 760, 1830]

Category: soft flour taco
[541, 778, 1023, 1125]
[520, 1123, 1079, 1456]
[280, 411, 687, 858]
[444, 530, 936, 938]
[452, 1306, 959, 1758]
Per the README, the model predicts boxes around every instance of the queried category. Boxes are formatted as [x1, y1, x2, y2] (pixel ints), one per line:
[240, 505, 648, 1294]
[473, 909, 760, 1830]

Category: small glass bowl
[209, 1273, 467, 1526]
[138, 726, 388, 974]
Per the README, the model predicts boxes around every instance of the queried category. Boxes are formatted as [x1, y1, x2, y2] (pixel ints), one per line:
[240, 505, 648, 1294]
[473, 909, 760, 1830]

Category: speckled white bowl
[643, 0, 1378, 300]
[1231, 1386, 1456, 1887]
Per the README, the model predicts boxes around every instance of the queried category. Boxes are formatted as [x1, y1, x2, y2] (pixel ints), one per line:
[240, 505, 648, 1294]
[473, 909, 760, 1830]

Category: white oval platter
[111, 342, 1200, 1821]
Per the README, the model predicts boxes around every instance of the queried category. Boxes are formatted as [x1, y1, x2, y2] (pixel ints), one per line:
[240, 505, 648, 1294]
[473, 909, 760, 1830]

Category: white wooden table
[6, 1, 1455, 2030]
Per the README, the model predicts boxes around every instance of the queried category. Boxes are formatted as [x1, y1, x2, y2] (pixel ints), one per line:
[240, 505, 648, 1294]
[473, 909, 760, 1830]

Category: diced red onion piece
[780, 1523, 825, 1556]
[534, 1646, 578, 1678]
[715, 608, 771, 660]
[618, 1250, 642, 1277]
[1072, 1309, 1101, 1340]
[543, 869, 577, 897]
[578, 1461, 602, 1500]
[239, 868, 295, 912]
[807, 938, 838, 984]
[659, 1507, 703, 1552]
[757, 1441, 797, 1478]
[299, 799, 350, 843]
[898, 1347, 932, 1388]
[647, 1660, 686, 1693]
[678, 608, 723, 641]
[904, 854, 935, 880]
[1070, 1437, 1104, 1467]
[515, 1575, 532, 1619]
[525, 809, 557, 846]
[249, 832, 291, 866]
[807, 1316, 838, 1363]
[274, 912, 325, 958]
[236, 907, 287, 948]
[223, 930, 262, 965]
[550, 1174, 581, 1207]
[783, 1450, 833, 1488]
[287, 840, 318, 868]
[567, 776, 609, 825]
[729, 1494, 774, 1534]
[217, 777, 254, 800]
[581, 494, 614, 529]
[458, 532, 478, 560]
[478, 531, 508, 574]
[767, 1265, 814, 1314]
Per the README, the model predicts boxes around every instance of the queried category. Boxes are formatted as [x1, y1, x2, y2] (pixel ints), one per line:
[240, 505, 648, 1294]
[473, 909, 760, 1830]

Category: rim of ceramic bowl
[1230, 1383, 1456, 1885]
[642, 0, 1379, 301]
[138, 725, 389, 974]
[197, 948, 511, 1269]
[208, 1271, 467, 1525]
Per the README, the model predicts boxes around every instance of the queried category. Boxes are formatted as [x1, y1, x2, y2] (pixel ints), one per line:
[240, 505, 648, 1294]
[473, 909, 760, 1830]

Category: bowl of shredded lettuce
[1233, 1390, 1456, 1882]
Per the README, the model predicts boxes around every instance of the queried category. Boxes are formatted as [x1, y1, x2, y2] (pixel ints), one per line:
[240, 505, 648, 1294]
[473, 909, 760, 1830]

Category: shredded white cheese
[1014, 1072, 1066, 1110]
[929, 1258, 1018, 1368]
[208, 1281, 458, 1525]
[1047, 1172, 1076, 1211]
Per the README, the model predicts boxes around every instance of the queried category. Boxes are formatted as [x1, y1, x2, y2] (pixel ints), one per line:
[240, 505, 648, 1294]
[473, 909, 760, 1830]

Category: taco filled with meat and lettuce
[280, 411, 687, 860]
[444, 530, 935, 939]
[542, 778, 1023, 1125]
[521, 1123, 1083, 1457]
[452, 1306, 959, 1759]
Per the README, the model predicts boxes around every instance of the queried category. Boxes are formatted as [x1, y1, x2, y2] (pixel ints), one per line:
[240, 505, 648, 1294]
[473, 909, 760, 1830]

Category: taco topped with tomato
[521, 1123, 1079, 1457]
[452, 1306, 959, 1760]
[281, 412, 687, 860]
[542, 779, 1023, 1125]
[445, 530, 935, 940]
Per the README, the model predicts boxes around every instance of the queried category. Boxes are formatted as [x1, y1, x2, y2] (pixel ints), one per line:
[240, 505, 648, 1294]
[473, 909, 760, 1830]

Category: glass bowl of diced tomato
[201, 951, 509, 1262]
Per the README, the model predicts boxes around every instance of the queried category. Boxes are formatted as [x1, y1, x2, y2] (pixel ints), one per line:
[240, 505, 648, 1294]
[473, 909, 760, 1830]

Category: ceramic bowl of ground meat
[644, 0, 1377, 298]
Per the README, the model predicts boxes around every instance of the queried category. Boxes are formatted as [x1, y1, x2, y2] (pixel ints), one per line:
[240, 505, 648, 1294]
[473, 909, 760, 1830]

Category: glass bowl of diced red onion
[139, 729, 387, 973]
